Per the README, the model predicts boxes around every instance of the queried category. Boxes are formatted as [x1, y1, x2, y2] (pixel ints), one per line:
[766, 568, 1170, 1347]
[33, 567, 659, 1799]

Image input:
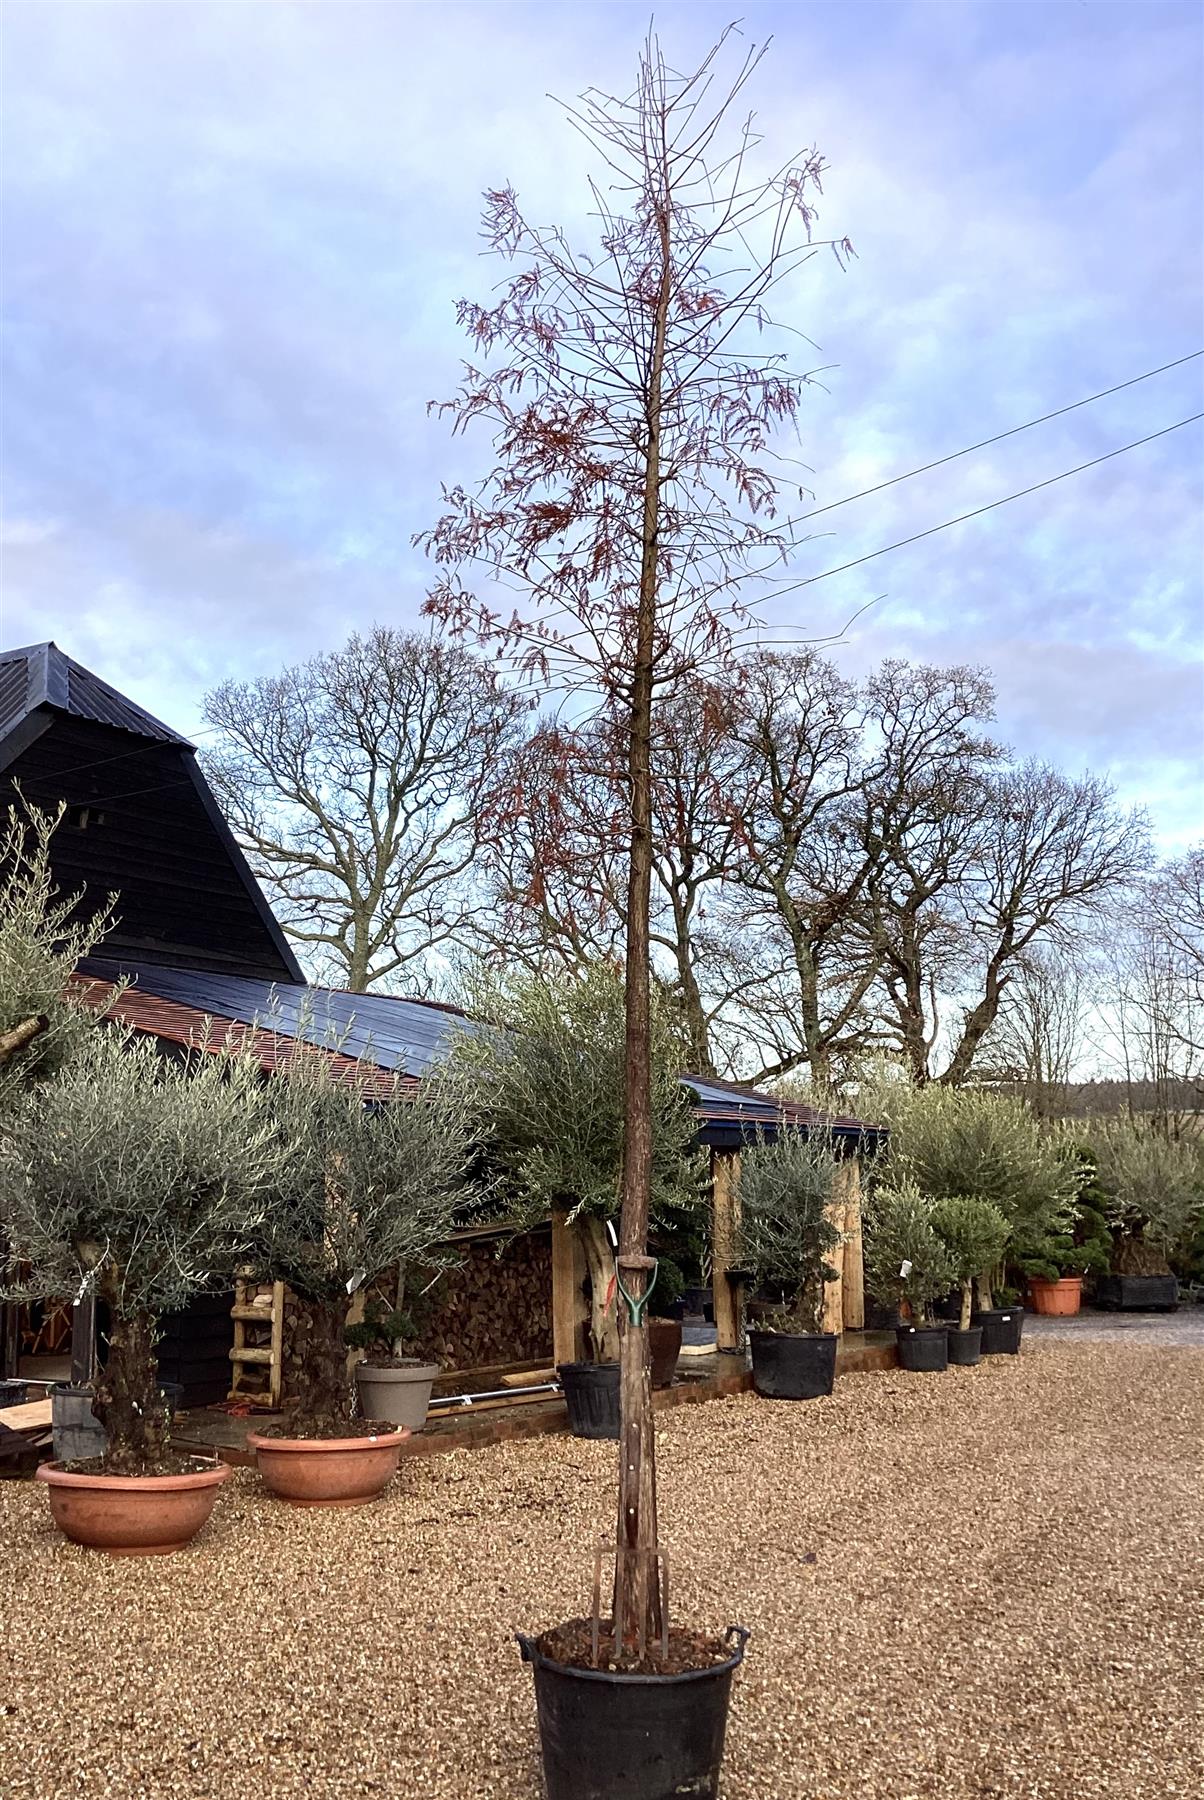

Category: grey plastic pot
[355, 1360, 439, 1433]
[51, 1384, 108, 1462]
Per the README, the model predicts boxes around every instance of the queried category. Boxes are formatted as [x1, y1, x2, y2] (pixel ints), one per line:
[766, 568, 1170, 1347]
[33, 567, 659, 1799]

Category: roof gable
[0, 642, 187, 746]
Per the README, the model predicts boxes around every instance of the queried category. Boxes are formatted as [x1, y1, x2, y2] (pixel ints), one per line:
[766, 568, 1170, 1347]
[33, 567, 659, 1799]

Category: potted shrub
[0, 1027, 277, 1553]
[865, 1182, 956, 1371]
[245, 1046, 475, 1505]
[448, 965, 702, 1440]
[930, 1196, 1009, 1365]
[1018, 1168, 1111, 1315]
[867, 1080, 1078, 1354]
[1084, 1122, 1202, 1310]
[740, 1129, 842, 1400]
[345, 1290, 441, 1432]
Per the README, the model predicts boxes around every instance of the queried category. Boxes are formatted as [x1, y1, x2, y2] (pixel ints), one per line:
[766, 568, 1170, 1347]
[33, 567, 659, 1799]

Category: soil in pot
[647, 1319, 682, 1389]
[248, 1427, 409, 1506]
[896, 1326, 949, 1372]
[519, 1619, 748, 1800]
[558, 1362, 621, 1439]
[354, 1359, 439, 1432]
[1028, 1277, 1082, 1317]
[946, 1326, 983, 1367]
[749, 1330, 837, 1400]
[37, 1458, 229, 1554]
[975, 1308, 1024, 1355]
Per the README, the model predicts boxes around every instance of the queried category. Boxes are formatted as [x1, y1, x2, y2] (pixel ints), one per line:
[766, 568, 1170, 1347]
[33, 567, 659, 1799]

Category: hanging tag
[899, 1259, 913, 1278]
[346, 1269, 368, 1295]
[606, 1219, 618, 1249]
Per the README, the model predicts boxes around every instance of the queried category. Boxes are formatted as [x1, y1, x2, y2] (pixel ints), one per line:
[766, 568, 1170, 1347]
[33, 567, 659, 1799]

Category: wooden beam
[821, 1161, 848, 1336]
[710, 1148, 744, 1353]
[70, 1295, 97, 1387]
[840, 1156, 866, 1330]
[551, 1209, 586, 1367]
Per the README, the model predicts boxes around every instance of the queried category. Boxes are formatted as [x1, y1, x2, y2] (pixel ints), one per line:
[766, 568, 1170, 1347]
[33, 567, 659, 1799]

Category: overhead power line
[758, 412, 1204, 604]
[797, 349, 1204, 523]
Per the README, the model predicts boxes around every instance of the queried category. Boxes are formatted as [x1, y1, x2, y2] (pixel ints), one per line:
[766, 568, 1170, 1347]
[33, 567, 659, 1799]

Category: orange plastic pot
[37, 1460, 230, 1554]
[248, 1428, 409, 1507]
[1028, 1276, 1082, 1316]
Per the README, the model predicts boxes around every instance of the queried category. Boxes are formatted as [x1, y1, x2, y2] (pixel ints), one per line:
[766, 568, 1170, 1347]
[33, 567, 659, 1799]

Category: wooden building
[2, 642, 882, 1399]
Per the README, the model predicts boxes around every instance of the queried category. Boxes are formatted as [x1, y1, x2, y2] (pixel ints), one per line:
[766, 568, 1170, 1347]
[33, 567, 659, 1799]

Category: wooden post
[70, 1295, 97, 1386]
[551, 1209, 586, 1367]
[841, 1156, 866, 1331]
[821, 1160, 847, 1336]
[710, 1147, 744, 1354]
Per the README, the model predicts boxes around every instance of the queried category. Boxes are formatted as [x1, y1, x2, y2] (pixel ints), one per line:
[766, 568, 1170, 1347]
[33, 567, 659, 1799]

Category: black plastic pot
[1095, 1274, 1179, 1312]
[749, 1330, 837, 1400]
[975, 1308, 1024, 1355]
[0, 1380, 28, 1407]
[518, 1624, 749, 1800]
[558, 1362, 621, 1439]
[895, 1326, 949, 1372]
[946, 1326, 983, 1367]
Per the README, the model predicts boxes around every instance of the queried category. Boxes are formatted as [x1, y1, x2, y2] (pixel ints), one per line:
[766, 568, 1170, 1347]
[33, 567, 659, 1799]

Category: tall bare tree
[421, 26, 850, 1652]
[203, 627, 521, 991]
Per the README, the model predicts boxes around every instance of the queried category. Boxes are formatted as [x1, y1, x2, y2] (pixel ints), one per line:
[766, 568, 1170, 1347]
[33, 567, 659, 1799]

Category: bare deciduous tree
[203, 627, 522, 991]
[420, 25, 850, 1652]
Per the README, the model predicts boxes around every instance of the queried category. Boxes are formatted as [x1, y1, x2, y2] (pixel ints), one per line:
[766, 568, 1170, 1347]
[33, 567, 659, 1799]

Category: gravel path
[2, 1338, 1201, 1800]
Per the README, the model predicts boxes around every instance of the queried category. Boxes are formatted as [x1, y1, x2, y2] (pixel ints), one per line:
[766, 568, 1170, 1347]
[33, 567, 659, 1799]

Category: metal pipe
[427, 1381, 561, 1409]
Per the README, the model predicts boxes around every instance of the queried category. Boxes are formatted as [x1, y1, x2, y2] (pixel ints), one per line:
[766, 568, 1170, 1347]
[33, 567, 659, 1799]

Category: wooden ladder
[228, 1279, 285, 1409]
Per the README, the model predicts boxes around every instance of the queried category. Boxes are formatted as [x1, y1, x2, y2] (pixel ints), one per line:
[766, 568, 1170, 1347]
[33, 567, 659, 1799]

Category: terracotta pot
[248, 1428, 410, 1507]
[648, 1317, 683, 1388]
[36, 1460, 230, 1555]
[1028, 1276, 1083, 1317]
[354, 1360, 439, 1432]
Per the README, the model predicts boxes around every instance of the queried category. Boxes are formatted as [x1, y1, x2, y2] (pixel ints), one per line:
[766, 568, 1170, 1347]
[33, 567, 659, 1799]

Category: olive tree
[1080, 1119, 1203, 1276]
[738, 1129, 841, 1334]
[930, 1195, 1009, 1330]
[250, 1046, 477, 1434]
[0, 1028, 278, 1471]
[447, 963, 702, 1362]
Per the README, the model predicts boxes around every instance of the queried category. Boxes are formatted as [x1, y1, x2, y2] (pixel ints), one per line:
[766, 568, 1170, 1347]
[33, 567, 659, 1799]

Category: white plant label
[346, 1269, 368, 1295]
[899, 1259, 913, 1277]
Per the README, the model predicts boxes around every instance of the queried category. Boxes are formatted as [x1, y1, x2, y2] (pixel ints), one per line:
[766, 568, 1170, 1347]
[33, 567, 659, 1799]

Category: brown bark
[287, 1294, 356, 1432]
[613, 170, 672, 1653]
[959, 1280, 973, 1333]
[0, 1014, 48, 1066]
[91, 1300, 170, 1473]
[578, 1213, 621, 1363]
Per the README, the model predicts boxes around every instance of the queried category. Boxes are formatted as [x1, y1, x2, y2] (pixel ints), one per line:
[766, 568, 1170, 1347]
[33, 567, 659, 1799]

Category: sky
[1, 0, 1201, 852]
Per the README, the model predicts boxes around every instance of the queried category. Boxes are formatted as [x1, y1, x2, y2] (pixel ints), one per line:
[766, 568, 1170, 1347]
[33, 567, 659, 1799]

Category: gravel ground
[1025, 1306, 1204, 1347]
[2, 1337, 1201, 1800]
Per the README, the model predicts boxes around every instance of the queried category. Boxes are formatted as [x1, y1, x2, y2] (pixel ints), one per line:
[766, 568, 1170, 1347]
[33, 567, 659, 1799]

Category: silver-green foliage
[252, 1048, 478, 1304]
[447, 963, 702, 1227]
[0, 802, 115, 1102]
[0, 1026, 278, 1322]
[738, 1129, 840, 1333]
[930, 1195, 1010, 1328]
[1079, 1118, 1203, 1254]
[869, 1078, 1078, 1260]
[864, 1180, 956, 1326]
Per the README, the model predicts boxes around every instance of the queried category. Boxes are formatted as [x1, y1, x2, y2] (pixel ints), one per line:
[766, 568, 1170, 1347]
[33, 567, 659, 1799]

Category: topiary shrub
[931, 1196, 1010, 1330]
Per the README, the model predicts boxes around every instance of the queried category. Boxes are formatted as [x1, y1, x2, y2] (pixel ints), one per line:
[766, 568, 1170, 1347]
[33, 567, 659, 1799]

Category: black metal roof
[0, 642, 189, 747]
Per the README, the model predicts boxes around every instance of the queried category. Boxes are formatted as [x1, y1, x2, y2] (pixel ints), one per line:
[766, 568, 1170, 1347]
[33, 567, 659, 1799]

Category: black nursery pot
[1094, 1274, 1179, 1312]
[975, 1308, 1024, 1355]
[946, 1326, 983, 1367]
[895, 1325, 949, 1372]
[557, 1362, 621, 1439]
[518, 1625, 749, 1800]
[749, 1330, 838, 1400]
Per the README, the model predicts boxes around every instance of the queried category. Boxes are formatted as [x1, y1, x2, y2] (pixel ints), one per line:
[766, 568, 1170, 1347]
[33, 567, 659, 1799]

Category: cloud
[1, 0, 1200, 849]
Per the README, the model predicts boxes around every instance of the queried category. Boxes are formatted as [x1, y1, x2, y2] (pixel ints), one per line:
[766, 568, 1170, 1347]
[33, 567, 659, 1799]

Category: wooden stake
[821, 1160, 848, 1336]
[710, 1148, 743, 1353]
[840, 1157, 866, 1331]
[551, 1209, 586, 1367]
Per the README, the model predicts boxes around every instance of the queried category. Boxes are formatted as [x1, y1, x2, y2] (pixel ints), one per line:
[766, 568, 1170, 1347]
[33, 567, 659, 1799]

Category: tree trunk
[959, 1280, 973, 1333]
[975, 1272, 993, 1312]
[288, 1294, 355, 1432]
[578, 1213, 621, 1361]
[613, 174, 671, 1656]
[91, 1303, 169, 1473]
[0, 1014, 48, 1066]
